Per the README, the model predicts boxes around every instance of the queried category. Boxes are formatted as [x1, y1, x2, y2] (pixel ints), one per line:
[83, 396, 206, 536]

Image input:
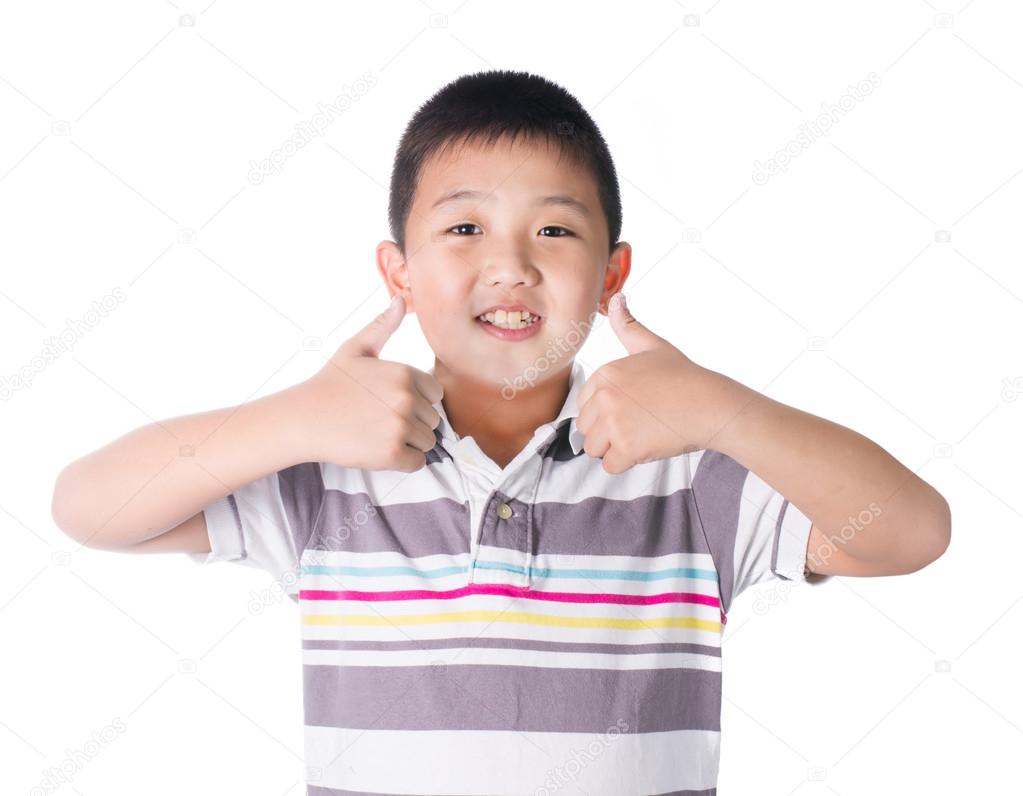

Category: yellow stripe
[303, 610, 721, 633]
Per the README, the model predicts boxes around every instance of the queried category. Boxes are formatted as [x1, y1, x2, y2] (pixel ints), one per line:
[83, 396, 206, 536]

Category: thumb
[608, 292, 662, 355]
[343, 293, 407, 358]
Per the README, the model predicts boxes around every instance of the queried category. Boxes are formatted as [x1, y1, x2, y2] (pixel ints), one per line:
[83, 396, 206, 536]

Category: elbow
[51, 463, 92, 545]
[927, 494, 952, 562]
[904, 496, 952, 574]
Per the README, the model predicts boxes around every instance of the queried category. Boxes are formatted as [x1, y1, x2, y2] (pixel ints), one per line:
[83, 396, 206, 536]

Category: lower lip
[475, 316, 544, 341]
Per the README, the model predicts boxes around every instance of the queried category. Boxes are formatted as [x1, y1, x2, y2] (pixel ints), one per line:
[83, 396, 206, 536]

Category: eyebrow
[430, 189, 591, 219]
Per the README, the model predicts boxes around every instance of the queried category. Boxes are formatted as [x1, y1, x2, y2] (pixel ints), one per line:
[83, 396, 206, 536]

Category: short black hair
[388, 69, 622, 256]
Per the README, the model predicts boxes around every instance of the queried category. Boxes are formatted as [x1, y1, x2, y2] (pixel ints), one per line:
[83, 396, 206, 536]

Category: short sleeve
[691, 449, 814, 615]
[187, 462, 325, 600]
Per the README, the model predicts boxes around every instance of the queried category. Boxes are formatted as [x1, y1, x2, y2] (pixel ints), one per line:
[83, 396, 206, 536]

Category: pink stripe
[300, 584, 720, 608]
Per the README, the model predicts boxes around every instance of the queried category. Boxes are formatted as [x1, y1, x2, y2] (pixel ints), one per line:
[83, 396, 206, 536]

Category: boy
[52, 70, 951, 795]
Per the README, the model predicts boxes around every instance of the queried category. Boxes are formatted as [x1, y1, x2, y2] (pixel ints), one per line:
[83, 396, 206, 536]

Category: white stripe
[535, 447, 705, 503]
[300, 618, 721, 647]
[317, 446, 705, 506]
[319, 458, 466, 503]
[305, 725, 720, 795]
[302, 645, 722, 671]
[526, 549, 717, 572]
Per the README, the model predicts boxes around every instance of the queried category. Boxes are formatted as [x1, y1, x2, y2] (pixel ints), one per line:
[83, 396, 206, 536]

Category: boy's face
[377, 134, 630, 387]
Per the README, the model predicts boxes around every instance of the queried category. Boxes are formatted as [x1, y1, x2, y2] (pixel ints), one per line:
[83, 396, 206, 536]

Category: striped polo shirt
[189, 359, 814, 795]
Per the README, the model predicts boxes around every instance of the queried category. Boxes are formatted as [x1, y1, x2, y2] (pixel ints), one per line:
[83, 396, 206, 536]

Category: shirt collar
[431, 360, 587, 456]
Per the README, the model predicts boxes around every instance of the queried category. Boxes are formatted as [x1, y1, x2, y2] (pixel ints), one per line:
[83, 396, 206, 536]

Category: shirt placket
[451, 428, 560, 589]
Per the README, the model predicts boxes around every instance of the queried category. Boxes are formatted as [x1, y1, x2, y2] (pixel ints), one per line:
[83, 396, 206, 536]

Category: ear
[376, 240, 413, 314]
[597, 241, 632, 315]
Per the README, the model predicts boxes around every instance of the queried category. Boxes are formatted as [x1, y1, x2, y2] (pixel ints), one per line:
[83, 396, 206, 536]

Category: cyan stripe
[304, 561, 718, 582]
[475, 560, 718, 581]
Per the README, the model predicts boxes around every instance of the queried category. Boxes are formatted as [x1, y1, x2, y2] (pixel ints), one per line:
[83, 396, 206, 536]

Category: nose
[480, 246, 539, 290]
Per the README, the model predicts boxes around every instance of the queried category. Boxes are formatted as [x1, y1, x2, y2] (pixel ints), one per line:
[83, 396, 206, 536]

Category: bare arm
[712, 386, 951, 576]
[50, 294, 446, 555]
[51, 386, 307, 550]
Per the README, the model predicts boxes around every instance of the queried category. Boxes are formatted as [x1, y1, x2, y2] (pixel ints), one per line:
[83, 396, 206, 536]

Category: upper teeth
[477, 310, 539, 329]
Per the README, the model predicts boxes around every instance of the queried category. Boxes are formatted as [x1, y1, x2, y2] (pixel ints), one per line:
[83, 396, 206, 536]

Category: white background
[3, 1, 1022, 794]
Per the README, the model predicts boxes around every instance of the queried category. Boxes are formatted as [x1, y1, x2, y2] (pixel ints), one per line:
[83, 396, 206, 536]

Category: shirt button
[496, 502, 513, 520]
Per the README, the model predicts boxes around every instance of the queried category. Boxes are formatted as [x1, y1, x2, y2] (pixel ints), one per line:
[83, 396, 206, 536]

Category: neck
[433, 358, 573, 445]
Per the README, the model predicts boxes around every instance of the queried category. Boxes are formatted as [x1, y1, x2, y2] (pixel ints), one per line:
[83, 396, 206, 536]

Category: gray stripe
[302, 637, 721, 657]
[315, 492, 470, 555]
[543, 417, 583, 461]
[530, 487, 704, 557]
[304, 664, 721, 733]
[311, 487, 706, 558]
[225, 494, 244, 546]
[771, 498, 789, 574]
[279, 462, 326, 557]
[426, 426, 454, 464]
[691, 450, 749, 615]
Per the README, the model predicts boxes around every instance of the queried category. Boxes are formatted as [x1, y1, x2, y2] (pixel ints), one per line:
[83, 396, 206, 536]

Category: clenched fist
[291, 294, 444, 472]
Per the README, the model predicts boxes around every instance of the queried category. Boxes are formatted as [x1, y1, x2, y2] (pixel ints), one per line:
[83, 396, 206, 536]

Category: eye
[539, 226, 573, 237]
[447, 223, 481, 236]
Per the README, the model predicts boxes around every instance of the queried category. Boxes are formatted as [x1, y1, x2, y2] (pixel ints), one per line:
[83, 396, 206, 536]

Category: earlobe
[376, 240, 413, 313]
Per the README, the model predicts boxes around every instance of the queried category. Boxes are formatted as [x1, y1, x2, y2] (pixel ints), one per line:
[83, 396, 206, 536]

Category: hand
[575, 292, 747, 474]
[292, 294, 444, 472]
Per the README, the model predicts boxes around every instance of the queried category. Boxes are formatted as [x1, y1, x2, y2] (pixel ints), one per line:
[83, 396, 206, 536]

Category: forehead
[414, 134, 601, 214]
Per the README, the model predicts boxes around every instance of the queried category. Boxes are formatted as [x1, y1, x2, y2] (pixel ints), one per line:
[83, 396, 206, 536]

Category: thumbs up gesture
[292, 294, 445, 472]
[576, 292, 746, 474]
